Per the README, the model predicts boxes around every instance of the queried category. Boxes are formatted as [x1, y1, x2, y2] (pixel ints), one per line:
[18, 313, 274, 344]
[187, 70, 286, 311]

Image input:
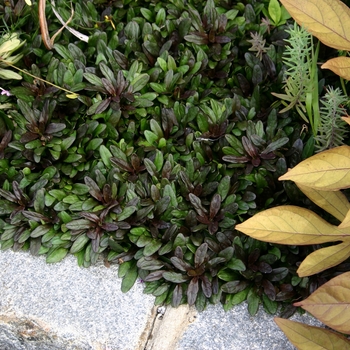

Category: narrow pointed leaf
[236, 206, 349, 245]
[163, 272, 189, 283]
[294, 271, 350, 333]
[195, 243, 208, 267]
[339, 209, 350, 229]
[297, 242, 350, 277]
[321, 57, 350, 80]
[187, 278, 199, 305]
[279, 146, 350, 191]
[297, 184, 350, 222]
[275, 317, 350, 349]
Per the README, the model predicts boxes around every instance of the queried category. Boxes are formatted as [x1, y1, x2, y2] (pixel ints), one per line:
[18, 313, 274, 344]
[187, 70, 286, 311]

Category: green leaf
[143, 239, 162, 256]
[70, 235, 90, 254]
[30, 225, 52, 238]
[131, 73, 150, 92]
[163, 272, 189, 283]
[227, 258, 246, 271]
[46, 248, 68, 263]
[121, 263, 138, 293]
[247, 288, 260, 316]
[268, 0, 282, 25]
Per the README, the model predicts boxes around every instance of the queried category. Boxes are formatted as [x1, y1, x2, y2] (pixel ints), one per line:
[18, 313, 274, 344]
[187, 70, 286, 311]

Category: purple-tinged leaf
[12, 181, 25, 203]
[215, 35, 231, 43]
[45, 123, 66, 134]
[170, 256, 192, 272]
[0, 188, 17, 202]
[143, 270, 166, 282]
[137, 257, 164, 270]
[189, 193, 207, 217]
[110, 157, 133, 172]
[22, 211, 50, 222]
[184, 32, 208, 45]
[163, 272, 190, 283]
[80, 211, 100, 222]
[262, 279, 276, 301]
[187, 277, 199, 305]
[172, 284, 183, 307]
[222, 155, 250, 163]
[242, 136, 258, 158]
[20, 132, 38, 143]
[209, 194, 221, 220]
[101, 77, 116, 96]
[258, 261, 273, 274]
[95, 98, 111, 114]
[201, 275, 212, 298]
[195, 243, 208, 267]
[221, 280, 249, 294]
[115, 70, 126, 96]
[101, 222, 119, 231]
[84, 176, 103, 202]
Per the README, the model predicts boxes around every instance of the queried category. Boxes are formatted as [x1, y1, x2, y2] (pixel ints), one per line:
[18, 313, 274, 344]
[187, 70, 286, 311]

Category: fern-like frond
[315, 87, 349, 152]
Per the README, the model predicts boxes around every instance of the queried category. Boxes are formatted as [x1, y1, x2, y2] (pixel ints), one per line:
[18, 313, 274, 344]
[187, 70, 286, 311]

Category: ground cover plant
[237, 0, 350, 347]
[0, 0, 349, 321]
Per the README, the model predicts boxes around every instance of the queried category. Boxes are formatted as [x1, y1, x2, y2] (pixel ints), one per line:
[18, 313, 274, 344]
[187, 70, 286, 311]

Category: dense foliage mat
[0, 0, 348, 315]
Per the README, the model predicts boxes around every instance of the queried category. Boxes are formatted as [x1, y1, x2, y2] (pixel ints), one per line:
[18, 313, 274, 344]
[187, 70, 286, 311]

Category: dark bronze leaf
[115, 70, 126, 96]
[266, 267, 289, 282]
[209, 193, 221, 220]
[248, 248, 260, 266]
[101, 222, 119, 231]
[184, 33, 209, 45]
[12, 181, 26, 203]
[201, 275, 212, 298]
[222, 155, 250, 164]
[189, 193, 207, 217]
[221, 280, 248, 294]
[101, 77, 116, 96]
[262, 279, 276, 301]
[187, 277, 199, 305]
[95, 98, 111, 114]
[80, 211, 100, 223]
[170, 256, 191, 272]
[110, 157, 133, 173]
[242, 136, 258, 158]
[22, 211, 50, 222]
[20, 132, 39, 143]
[194, 242, 208, 267]
[0, 188, 17, 203]
[143, 270, 166, 282]
[215, 35, 231, 44]
[45, 123, 66, 134]
[172, 284, 183, 307]
[84, 176, 103, 202]
[258, 261, 273, 274]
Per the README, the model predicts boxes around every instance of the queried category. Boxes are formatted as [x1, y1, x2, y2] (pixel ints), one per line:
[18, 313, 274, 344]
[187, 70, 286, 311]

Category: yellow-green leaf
[341, 116, 350, 126]
[297, 242, 350, 277]
[339, 209, 350, 229]
[296, 184, 350, 222]
[279, 146, 350, 191]
[235, 206, 348, 245]
[321, 57, 350, 80]
[280, 0, 350, 50]
[294, 272, 350, 334]
[275, 317, 350, 350]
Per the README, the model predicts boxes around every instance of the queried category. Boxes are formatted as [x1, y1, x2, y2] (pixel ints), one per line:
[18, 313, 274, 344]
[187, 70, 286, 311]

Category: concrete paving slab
[0, 250, 155, 350]
[177, 302, 323, 350]
[0, 249, 324, 350]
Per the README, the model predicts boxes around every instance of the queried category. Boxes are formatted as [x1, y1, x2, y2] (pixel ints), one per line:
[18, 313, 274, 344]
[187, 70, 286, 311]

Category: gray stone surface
[178, 302, 323, 350]
[0, 250, 155, 350]
[0, 249, 325, 350]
